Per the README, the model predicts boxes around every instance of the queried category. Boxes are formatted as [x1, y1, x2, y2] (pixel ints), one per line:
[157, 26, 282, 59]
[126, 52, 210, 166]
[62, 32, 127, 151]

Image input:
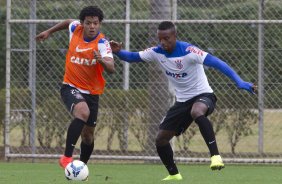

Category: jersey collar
[83, 32, 100, 42]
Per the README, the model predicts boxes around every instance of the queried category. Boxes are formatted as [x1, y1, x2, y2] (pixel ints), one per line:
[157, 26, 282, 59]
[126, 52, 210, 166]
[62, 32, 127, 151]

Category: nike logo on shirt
[76, 46, 92, 52]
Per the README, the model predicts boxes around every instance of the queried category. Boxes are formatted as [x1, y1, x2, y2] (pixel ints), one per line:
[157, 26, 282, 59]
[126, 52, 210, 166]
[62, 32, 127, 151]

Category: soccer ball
[65, 160, 89, 181]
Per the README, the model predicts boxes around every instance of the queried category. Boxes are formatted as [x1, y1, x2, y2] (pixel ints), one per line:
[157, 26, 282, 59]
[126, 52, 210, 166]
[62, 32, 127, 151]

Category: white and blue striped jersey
[139, 40, 213, 102]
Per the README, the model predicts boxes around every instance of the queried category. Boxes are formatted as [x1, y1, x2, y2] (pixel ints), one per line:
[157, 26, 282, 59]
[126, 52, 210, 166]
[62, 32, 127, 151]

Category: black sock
[64, 118, 85, 157]
[156, 144, 179, 175]
[195, 115, 219, 156]
[80, 141, 94, 164]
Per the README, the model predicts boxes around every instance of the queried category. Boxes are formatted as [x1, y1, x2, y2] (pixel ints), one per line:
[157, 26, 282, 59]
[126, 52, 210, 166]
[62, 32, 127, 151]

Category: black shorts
[60, 84, 99, 127]
[159, 93, 217, 136]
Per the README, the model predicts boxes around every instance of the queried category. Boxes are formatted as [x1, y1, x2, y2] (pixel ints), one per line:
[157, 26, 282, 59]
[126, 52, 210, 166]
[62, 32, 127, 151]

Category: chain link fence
[3, 0, 282, 163]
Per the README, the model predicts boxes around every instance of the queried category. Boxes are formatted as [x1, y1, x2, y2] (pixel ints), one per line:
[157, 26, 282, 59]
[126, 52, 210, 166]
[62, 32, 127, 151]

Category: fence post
[258, 0, 265, 154]
[4, 0, 11, 161]
[29, 0, 37, 158]
[120, 0, 131, 151]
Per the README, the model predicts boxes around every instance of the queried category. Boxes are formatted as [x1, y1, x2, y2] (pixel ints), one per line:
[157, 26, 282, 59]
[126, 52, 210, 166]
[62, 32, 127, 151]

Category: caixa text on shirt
[166, 71, 187, 79]
[70, 56, 97, 66]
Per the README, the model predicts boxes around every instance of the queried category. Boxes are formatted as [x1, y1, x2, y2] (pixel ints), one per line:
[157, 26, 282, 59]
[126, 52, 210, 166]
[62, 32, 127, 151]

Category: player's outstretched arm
[204, 54, 257, 94]
[110, 40, 143, 63]
[36, 19, 74, 41]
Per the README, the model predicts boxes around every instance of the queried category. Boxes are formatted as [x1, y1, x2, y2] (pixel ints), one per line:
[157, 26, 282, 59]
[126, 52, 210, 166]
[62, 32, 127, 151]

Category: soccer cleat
[210, 155, 225, 170]
[59, 155, 73, 169]
[162, 173, 183, 181]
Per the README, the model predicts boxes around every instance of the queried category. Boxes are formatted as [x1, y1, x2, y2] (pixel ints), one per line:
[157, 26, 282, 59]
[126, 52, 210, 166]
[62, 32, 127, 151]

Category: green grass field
[0, 162, 281, 184]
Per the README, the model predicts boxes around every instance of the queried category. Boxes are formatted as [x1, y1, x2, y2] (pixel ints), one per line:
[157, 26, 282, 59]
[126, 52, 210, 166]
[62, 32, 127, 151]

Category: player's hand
[35, 31, 50, 41]
[251, 84, 258, 94]
[94, 50, 103, 64]
[237, 81, 257, 94]
[94, 51, 115, 73]
[109, 40, 122, 53]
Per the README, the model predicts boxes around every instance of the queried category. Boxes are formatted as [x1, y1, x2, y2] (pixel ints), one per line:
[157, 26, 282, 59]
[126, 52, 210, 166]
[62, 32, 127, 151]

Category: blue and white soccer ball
[65, 160, 89, 181]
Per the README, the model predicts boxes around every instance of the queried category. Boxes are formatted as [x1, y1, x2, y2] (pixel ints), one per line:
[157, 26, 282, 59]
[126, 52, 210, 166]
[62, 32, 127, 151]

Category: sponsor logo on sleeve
[186, 46, 204, 56]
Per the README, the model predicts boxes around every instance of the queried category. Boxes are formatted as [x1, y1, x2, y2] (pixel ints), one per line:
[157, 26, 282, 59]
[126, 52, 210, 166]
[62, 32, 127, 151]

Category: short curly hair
[158, 21, 175, 31]
[79, 6, 104, 22]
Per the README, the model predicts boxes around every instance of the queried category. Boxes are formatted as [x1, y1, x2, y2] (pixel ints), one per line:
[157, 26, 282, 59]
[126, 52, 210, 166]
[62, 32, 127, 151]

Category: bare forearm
[100, 57, 115, 74]
[46, 19, 74, 34]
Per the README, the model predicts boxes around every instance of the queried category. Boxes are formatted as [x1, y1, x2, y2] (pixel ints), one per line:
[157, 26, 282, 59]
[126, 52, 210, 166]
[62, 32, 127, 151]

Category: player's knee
[191, 109, 204, 120]
[155, 135, 169, 147]
[73, 103, 90, 122]
[191, 102, 208, 120]
[155, 130, 175, 146]
[79, 111, 90, 122]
